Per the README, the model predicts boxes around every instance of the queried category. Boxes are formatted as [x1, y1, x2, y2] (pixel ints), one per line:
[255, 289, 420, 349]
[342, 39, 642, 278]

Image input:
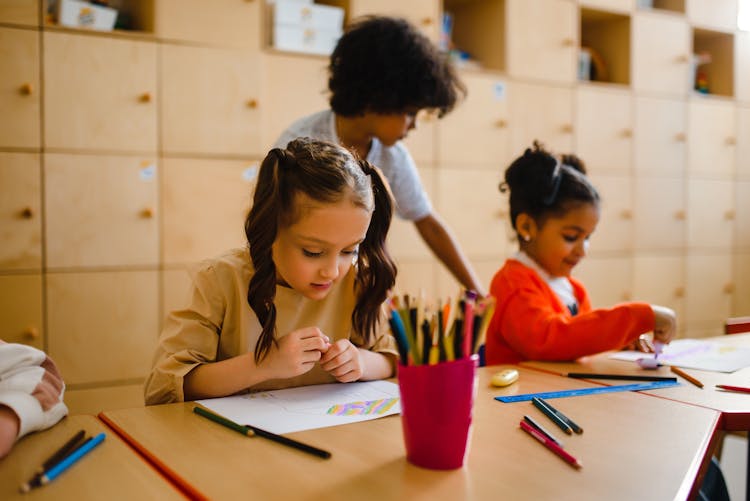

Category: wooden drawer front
[687, 179, 735, 250]
[0, 1, 39, 26]
[634, 96, 686, 175]
[0, 27, 40, 148]
[346, 0, 440, 41]
[161, 45, 262, 156]
[588, 174, 633, 253]
[576, 86, 632, 174]
[155, 0, 260, 48]
[685, 252, 733, 330]
[509, 82, 574, 156]
[632, 12, 690, 97]
[43, 32, 157, 152]
[688, 99, 736, 178]
[44, 154, 158, 268]
[0, 152, 41, 271]
[0, 273, 43, 349]
[47, 270, 159, 385]
[633, 175, 686, 251]
[438, 74, 510, 169]
[162, 157, 256, 264]
[632, 254, 685, 321]
[573, 256, 633, 308]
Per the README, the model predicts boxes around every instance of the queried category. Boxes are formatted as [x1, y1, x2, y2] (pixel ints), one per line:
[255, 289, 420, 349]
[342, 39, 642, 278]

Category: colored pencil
[532, 397, 572, 435]
[24, 433, 106, 491]
[567, 373, 677, 382]
[20, 429, 86, 492]
[716, 385, 750, 394]
[194, 406, 255, 437]
[670, 366, 704, 389]
[537, 398, 583, 434]
[523, 415, 564, 447]
[520, 420, 582, 469]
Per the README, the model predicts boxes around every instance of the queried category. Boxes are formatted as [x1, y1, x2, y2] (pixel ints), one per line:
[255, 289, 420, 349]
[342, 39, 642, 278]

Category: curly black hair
[328, 16, 466, 118]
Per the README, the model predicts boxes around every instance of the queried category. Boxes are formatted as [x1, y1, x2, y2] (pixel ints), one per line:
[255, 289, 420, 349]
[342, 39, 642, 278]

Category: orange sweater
[485, 259, 654, 365]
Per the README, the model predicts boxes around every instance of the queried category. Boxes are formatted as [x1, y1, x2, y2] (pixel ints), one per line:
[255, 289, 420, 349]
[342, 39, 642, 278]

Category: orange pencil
[670, 366, 704, 389]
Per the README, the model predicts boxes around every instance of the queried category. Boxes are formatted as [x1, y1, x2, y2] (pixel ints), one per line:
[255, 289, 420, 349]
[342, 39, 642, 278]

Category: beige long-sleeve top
[144, 248, 398, 405]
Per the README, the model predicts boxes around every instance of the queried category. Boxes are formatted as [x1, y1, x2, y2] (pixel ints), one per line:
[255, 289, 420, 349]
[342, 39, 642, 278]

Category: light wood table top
[0, 414, 184, 500]
[101, 366, 719, 501]
[521, 333, 750, 430]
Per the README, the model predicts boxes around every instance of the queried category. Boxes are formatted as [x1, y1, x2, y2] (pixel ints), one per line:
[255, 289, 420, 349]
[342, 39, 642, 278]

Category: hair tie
[543, 158, 563, 206]
[272, 148, 294, 167]
[359, 160, 375, 176]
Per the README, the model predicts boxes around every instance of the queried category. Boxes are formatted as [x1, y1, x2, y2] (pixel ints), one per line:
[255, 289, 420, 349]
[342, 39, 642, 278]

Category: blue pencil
[40, 432, 106, 486]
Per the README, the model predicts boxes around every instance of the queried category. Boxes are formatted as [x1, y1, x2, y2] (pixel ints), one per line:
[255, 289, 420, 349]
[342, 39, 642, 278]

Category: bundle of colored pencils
[388, 290, 495, 366]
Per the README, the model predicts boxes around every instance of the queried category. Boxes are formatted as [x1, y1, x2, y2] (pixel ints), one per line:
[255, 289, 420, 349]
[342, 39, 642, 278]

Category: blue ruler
[495, 380, 680, 403]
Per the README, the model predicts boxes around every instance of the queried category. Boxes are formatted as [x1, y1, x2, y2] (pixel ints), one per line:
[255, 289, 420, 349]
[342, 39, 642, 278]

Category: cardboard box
[58, 0, 118, 31]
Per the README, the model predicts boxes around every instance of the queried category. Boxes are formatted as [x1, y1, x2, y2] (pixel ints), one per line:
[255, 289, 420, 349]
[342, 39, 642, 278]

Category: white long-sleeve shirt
[0, 343, 68, 440]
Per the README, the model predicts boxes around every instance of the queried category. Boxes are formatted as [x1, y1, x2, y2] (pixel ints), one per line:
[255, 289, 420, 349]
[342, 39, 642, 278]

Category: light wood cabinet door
[687, 0, 738, 31]
[687, 179, 735, 250]
[580, 0, 634, 12]
[507, 0, 577, 84]
[162, 157, 256, 265]
[575, 86, 632, 174]
[573, 256, 634, 308]
[735, 181, 750, 249]
[632, 254, 685, 324]
[733, 252, 750, 315]
[0, 0, 38, 26]
[737, 32, 750, 104]
[688, 98, 736, 178]
[633, 175, 686, 251]
[393, 259, 437, 298]
[438, 73, 511, 169]
[260, 52, 329, 149]
[160, 45, 262, 156]
[632, 12, 690, 97]
[437, 257, 499, 300]
[0, 27, 40, 149]
[402, 111, 437, 166]
[47, 270, 159, 385]
[44, 154, 159, 268]
[684, 251, 733, 333]
[0, 152, 40, 271]
[738, 105, 750, 181]
[634, 96, 686, 175]
[0, 273, 42, 349]
[509, 82, 574, 155]
[161, 267, 192, 328]
[43, 32, 157, 152]
[588, 174, 633, 253]
[346, 0, 440, 41]
[436, 167, 508, 258]
[154, 0, 260, 48]
[386, 166, 433, 260]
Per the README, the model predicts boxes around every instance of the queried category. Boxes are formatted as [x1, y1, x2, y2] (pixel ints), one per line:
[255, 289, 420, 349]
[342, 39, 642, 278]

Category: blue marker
[41, 432, 106, 485]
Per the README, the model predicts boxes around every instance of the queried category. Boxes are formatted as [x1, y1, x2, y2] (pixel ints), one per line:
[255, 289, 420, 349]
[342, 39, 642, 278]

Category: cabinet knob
[494, 119, 508, 129]
[674, 132, 686, 142]
[725, 137, 736, 146]
[496, 209, 508, 219]
[20, 206, 34, 219]
[421, 17, 433, 26]
[246, 98, 258, 109]
[140, 207, 155, 219]
[675, 54, 690, 63]
[560, 124, 574, 134]
[620, 129, 632, 138]
[723, 283, 735, 294]
[24, 326, 40, 339]
[621, 291, 632, 301]
[673, 209, 686, 220]
[673, 286, 685, 298]
[724, 209, 735, 221]
[19, 83, 33, 95]
[139, 92, 152, 103]
[561, 38, 575, 47]
[620, 209, 633, 220]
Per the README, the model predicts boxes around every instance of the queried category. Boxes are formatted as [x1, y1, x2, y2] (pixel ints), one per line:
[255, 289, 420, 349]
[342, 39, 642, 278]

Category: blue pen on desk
[39, 433, 106, 487]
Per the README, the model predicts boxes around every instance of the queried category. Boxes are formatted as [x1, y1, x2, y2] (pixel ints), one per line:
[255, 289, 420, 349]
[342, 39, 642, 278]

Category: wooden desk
[100, 367, 719, 501]
[0, 414, 183, 500]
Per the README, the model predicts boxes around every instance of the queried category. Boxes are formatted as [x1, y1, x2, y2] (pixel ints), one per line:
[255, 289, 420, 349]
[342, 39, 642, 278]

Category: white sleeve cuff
[0, 391, 68, 440]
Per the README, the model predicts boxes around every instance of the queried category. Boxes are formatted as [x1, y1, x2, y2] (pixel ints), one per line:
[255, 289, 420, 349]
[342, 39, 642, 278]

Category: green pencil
[193, 406, 254, 437]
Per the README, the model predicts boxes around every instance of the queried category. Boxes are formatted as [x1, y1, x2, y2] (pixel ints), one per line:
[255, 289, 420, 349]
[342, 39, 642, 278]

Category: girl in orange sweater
[485, 142, 676, 365]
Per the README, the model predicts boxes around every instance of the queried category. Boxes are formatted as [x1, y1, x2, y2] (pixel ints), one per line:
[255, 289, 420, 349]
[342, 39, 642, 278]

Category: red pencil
[519, 420, 583, 469]
[716, 385, 750, 394]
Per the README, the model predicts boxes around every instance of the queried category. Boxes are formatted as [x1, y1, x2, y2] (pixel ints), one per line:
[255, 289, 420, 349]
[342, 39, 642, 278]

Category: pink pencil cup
[397, 355, 478, 470]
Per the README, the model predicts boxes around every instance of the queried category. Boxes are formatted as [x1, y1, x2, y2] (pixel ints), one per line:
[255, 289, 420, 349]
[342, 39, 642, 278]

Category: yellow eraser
[491, 369, 519, 387]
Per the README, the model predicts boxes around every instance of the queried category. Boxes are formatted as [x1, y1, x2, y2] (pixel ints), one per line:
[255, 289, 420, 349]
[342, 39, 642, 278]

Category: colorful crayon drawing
[326, 398, 399, 416]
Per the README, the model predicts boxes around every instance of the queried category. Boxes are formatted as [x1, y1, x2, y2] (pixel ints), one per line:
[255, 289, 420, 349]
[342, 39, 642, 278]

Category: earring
[521, 234, 530, 242]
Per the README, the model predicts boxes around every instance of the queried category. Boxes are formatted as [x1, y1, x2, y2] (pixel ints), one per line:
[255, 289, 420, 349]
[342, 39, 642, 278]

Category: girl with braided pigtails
[145, 137, 399, 405]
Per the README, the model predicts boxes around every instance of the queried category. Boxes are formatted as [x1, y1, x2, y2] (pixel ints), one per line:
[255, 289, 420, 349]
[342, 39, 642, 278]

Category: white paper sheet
[609, 338, 750, 373]
[196, 380, 401, 434]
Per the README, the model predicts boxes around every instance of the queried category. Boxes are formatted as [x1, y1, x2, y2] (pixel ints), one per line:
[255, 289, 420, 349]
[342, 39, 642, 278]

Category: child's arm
[183, 327, 331, 400]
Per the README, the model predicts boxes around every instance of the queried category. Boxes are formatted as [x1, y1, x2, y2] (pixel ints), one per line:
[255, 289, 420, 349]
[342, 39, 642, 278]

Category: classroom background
[0, 0, 748, 436]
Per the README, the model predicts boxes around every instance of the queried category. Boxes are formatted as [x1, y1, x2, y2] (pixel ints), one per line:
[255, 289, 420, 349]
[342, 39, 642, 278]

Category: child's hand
[651, 305, 677, 344]
[319, 340, 363, 383]
[264, 327, 330, 379]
